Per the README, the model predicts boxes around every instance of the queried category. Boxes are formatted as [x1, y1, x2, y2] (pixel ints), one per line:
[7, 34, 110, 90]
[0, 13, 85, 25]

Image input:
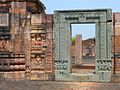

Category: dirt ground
[0, 80, 120, 90]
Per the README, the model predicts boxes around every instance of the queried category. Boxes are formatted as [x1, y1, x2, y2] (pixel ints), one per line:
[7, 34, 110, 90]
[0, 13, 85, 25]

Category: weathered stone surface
[75, 34, 82, 65]
[54, 9, 112, 82]
[0, 0, 54, 80]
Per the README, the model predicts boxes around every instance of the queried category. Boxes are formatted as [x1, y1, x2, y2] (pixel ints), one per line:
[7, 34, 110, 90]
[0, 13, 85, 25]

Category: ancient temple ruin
[0, 0, 120, 82]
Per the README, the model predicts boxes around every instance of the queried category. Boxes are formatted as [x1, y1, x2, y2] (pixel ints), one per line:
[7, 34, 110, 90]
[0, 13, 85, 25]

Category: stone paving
[0, 80, 120, 90]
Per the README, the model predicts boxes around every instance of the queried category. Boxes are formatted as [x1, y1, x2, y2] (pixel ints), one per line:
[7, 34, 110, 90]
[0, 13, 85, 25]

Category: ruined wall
[0, 0, 54, 80]
[30, 12, 47, 80]
[0, 1, 27, 80]
[30, 13, 54, 80]
[113, 13, 120, 73]
[46, 14, 54, 75]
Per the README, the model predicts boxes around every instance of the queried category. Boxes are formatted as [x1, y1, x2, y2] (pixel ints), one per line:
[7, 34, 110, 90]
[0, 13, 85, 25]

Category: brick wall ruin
[0, 0, 54, 80]
[113, 13, 120, 73]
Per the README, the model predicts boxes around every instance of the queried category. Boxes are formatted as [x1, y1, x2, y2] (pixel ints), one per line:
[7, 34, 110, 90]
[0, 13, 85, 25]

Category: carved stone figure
[25, 65, 31, 79]
[0, 39, 8, 51]
[31, 55, 43, 65]
[34, 55, 42, 65]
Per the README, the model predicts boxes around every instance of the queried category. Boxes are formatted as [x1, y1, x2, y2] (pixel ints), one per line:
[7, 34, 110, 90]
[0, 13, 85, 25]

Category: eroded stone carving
[31, 34, 42, 45]
[79, 13, 86, 21]
[55, 60, 68, 70]
[0, 39, 9, 51]
[97, 60, 112, 71]
[25, 65, 31, 79]
[31, 54, 43, 66]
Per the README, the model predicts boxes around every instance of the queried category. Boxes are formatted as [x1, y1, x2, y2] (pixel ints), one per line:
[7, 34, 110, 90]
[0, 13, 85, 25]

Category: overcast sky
[41, 0, 120, 39]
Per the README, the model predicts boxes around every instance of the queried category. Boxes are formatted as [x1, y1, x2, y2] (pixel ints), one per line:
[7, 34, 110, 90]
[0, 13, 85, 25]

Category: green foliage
[72, 36, 75, 45]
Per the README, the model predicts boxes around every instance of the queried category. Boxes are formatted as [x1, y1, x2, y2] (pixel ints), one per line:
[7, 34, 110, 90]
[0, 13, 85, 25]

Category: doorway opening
[71, 23, 96, 74]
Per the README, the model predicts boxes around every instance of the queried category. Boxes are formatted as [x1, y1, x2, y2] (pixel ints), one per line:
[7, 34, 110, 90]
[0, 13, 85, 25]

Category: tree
[72, 37, 75, 45]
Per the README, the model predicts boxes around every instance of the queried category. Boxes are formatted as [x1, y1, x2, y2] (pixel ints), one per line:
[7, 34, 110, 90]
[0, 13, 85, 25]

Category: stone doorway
[54, 9, 112, 82]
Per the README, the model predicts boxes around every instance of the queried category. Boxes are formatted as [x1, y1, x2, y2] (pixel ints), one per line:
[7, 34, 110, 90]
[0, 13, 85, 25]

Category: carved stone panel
[0, 39, 9, 52]
[0, 13, 9, 27]
[97, 59, 112, 72]
[31, 54, 44, 66]
[55, 60, 68, 71]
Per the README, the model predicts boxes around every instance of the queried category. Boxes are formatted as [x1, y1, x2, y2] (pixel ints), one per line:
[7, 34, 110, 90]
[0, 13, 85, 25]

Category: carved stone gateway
[54, 9, 112, 82]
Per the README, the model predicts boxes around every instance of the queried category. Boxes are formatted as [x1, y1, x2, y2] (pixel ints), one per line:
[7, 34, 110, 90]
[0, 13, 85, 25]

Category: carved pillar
[25, 13, 31, 79]
[75, 34, 82, 65]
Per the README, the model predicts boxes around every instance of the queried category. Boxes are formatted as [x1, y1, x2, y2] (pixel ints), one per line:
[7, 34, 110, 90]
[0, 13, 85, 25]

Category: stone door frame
[54, 9, 112, 82]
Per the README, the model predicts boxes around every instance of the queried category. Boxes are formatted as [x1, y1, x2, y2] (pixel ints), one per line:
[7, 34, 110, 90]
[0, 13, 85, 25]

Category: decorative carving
[25, 65, 31, 79]
[60, 28, 67, 59]
[107, 9, 112, 21]
[65, 17, 78, 20]
[35, 55, 43, 65]
[31, 34, 42, 45]
[54, 26, 59, 59]
[55, 60, 68, 70]
[0, 39, 9, 52]
[97, 60, 112, 71]
[79, 13, 86, 21]
[79, 13, 86, 18]
[31, 54, 44, 66]
[31, 34, 47, 47]
[0, 13, 9, 26]
[54, 9, 112, 81]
